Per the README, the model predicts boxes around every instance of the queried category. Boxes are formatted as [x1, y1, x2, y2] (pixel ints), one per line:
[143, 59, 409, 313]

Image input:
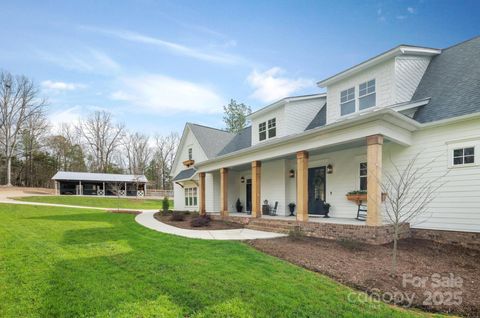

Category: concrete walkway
[135, 211, 287, 240]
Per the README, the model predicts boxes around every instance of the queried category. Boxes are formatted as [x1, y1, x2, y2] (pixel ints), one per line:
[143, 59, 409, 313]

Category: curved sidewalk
[135, 211, 287, 240]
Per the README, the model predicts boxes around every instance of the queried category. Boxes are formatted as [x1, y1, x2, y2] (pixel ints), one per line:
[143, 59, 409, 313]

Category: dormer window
[259, 118, 276, 141]
[359, 79, 376, 110]
[340, 87, 355, 115]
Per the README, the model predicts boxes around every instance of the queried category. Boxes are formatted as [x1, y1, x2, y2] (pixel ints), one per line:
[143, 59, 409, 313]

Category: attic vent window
[340, 87, 355, 115]
[188, 148, 193, 160]
[359, 79, 376, 110]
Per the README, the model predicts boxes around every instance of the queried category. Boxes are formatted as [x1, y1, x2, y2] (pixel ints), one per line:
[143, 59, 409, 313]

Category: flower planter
[346, 193, 387, 203]
[183, 159, 195, 167]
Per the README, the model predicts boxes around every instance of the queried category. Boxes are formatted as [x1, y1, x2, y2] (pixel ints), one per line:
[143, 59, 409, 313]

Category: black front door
[308, 166, 326, 215]
[246, 179, 252, 212]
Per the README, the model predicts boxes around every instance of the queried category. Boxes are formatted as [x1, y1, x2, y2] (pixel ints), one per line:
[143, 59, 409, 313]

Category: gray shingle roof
[217, 126, 252, 156]
[305, 103, 327, 131]
[413, 36, 480, 123]
[172, 168, 196, 182]
[52, 171, 147, 183]
[188, 123, 236, 159]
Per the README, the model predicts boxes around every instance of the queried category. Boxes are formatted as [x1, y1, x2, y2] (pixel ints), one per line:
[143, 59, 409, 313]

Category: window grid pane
[341, 100, 355, 116]
[453, 147, 475, 165]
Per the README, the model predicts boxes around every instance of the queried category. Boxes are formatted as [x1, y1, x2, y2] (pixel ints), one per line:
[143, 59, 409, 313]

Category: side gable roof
[188, 123, 236, 159]
[412, 36, 480, 123]
[217, 126, 252, 156]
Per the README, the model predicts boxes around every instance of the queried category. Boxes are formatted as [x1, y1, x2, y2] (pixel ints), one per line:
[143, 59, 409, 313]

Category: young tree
[77, 110, 125, 173]
[0, 71, 47, 186]
[223, 99, 251, 133]
[381, 153, 446, 274]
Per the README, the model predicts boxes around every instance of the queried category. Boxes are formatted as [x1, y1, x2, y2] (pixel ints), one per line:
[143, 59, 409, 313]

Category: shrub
[170, 211, 186, 221]
[288, 226, 304, 241]
[190, 215, 211, 227]
[162, 196, 170, 212]
[338, 238, 364, 251]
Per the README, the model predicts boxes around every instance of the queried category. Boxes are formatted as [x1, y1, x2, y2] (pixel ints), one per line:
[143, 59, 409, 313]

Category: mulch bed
[154, 212, 243, 230]
[249, 236, 480, 317]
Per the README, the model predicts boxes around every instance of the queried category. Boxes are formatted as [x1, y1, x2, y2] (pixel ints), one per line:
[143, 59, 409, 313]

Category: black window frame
[453, 147, 475, 165]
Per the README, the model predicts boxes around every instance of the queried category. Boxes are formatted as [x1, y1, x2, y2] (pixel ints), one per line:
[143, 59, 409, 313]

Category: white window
[340, 87, 355, 116]
[453, 147, 475, 166]
[268, 118, 276, 138]
[359, 79, 376, 110]
[359, 162, 367, 191]
[259, 118, 276, 141]
[188, 148, 193, 160]
[184, 187, 198, 207]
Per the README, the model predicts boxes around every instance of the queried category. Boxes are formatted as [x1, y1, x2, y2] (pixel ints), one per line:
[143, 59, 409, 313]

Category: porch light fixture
[289, 169, 295, 178]
[327, 164, 333, 174]
[240, 176, 245, 183]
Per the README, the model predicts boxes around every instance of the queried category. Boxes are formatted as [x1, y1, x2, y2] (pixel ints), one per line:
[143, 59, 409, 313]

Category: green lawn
[0, 204, 440, 317]
[13, 195, 172, 210]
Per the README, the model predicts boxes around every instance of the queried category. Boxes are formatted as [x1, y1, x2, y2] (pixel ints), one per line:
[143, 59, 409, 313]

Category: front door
[308, 166, 326, 215]
[246, 179, 252, 212]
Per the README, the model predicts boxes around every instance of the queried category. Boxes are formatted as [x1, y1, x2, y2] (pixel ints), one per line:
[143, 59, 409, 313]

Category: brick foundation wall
[210, 214, 410, 245]
[411, 228, 480, 251]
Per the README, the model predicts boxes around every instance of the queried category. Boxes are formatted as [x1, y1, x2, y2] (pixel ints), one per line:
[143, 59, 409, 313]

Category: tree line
[0, 70, 179, 189]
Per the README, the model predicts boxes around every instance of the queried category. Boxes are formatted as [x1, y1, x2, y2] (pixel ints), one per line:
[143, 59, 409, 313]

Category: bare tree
[77, 110, 125, 173]
[151, 132, 179, 189]
[0, 71, 47, 186]
[123, 131, 151, 175]
[381, 153, 446, 274]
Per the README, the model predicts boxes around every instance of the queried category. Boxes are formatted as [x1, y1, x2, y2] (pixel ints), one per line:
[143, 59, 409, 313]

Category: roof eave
[247, 94, 326, 120]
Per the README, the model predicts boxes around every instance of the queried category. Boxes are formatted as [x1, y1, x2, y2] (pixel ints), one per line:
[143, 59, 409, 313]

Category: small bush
[338, 238, 364, 251]
[170, 211, 186, 221]
[288, 226, 304, 240]
[190, 215, 211, 227]
[162, 196, 170, 212]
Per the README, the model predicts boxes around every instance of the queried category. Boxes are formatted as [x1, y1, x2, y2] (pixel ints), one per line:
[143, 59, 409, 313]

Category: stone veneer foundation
[411, 228, 480, 251]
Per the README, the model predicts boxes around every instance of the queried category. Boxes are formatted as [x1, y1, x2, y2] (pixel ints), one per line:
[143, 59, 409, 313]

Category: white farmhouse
[171, 37, 480, 246]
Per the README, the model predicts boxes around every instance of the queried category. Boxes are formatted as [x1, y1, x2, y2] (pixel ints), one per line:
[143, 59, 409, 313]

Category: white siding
[284, 97, 326, 133]
[394, 56, 431, 103]
[171, 127, 208, 177]
[260, 160, 288, 216]
[326, 59, 396, 124]
[251, 106, 285, 146]
[173, 180, 199, 212]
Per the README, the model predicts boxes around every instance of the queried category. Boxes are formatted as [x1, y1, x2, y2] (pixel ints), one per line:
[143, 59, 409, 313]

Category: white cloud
[49, 106, 82, 131]
[79, 26, 248, 65]
[37, 48, 120, 74]
[407, 7, 417, 14]
[110, 74, 224, 114]
[41, 80, 86, 91]
[247, 67, 313, 103]
[396, 15, 407, 20]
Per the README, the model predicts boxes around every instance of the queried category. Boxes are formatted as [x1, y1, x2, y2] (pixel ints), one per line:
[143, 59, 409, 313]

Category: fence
[146, 189, 174, 198]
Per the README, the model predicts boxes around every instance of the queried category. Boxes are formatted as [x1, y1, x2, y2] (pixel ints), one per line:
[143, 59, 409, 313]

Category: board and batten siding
[325, 59, 396, 125]
[394, 56, 431, 103]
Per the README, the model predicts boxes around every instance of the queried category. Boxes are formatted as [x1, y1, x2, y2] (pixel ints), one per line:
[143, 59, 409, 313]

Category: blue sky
[0, 0, 478, 135]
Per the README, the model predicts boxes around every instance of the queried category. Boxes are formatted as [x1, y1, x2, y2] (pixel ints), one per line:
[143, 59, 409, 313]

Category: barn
[52, 171, 148, 197]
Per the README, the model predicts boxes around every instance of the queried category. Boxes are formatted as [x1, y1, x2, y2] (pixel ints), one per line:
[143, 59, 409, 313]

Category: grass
[13, 195, 173, 210]
[0, 204, 442, 317]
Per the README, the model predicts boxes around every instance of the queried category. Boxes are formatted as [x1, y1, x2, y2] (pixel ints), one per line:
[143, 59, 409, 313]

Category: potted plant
[288, 202, 296, 216]
[346, 190, 387, 203]
[235, 198, 243, 213]
[323, 202, 331, 218]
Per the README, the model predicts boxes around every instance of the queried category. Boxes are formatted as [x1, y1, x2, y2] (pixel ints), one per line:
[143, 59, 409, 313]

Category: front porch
[198, 134, 388, 226]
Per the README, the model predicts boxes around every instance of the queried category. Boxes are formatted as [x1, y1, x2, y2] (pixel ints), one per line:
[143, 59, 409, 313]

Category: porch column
[199, 172, 206, 216]
[296, 151, 309, 222]
[251, 161, 262, 218]
[366, 134, 383, 226]
[220, 168, 229, 217]
[54, 181, 58, 195]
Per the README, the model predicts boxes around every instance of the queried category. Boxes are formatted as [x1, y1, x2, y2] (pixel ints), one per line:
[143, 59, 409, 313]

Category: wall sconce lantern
[289, 169, 295, 178]
[240, 176, 245, 183]
[327, 164, 333, 174]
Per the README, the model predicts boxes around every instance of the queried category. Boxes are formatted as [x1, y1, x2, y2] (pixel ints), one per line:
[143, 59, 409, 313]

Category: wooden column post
[366, 134, 384, 226]
[251, 161, 262, 218]
[199, 172, 206, 216]
[296, 151, 309, 222]
[220, 168, 229, 217]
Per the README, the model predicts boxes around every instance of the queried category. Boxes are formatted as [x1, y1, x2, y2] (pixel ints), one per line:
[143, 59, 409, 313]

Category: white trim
[248, 94, 326, 119]
[446, 139, 479, 168]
